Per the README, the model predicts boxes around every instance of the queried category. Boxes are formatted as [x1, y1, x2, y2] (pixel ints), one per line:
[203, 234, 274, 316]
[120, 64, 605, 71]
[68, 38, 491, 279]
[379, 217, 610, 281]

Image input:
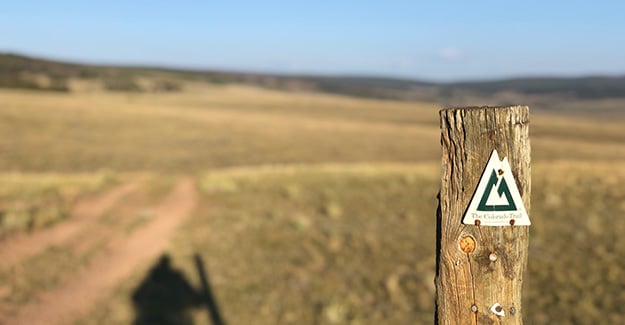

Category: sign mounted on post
[463, 149, 530, 226]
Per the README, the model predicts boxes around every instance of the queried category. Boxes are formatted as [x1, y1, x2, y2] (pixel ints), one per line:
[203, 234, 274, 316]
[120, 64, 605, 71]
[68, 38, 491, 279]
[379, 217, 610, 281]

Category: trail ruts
[0, 177, 197, 325]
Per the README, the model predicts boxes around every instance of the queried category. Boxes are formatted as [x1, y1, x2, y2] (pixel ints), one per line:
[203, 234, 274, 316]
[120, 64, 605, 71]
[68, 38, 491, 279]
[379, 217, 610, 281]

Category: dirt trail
[0, 181, 140, 270]
[1, 177, 198, 325]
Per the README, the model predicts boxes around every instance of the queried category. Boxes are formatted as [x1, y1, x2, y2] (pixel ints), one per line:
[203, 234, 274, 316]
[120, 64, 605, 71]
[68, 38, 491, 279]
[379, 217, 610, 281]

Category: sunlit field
[1, 84, 625, 324]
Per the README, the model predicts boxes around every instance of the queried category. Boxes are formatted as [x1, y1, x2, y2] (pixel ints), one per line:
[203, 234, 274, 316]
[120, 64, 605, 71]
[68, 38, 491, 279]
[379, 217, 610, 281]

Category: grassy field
[2, 85, 625, 172]
[0, 86, 440, 172]
[77, 163, 625, 324]
[0, 172, 117, 236]
[1, 84, 625, 324]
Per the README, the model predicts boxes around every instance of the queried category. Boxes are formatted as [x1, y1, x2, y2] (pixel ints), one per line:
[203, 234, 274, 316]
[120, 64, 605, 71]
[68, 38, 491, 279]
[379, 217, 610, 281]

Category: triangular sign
[463, 149, 531, 226]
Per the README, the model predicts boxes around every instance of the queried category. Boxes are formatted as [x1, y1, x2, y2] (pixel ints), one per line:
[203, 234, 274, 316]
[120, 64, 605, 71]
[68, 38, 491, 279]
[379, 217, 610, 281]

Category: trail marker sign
[462, 149, 531, 226]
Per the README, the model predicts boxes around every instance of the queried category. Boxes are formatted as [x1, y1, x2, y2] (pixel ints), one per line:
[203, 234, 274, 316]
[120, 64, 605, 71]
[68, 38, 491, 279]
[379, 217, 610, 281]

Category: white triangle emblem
[463, 149, 531, 226]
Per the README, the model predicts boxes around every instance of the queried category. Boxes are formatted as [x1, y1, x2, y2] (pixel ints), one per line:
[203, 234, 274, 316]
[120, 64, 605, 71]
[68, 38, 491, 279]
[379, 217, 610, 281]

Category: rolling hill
[2, 52, 625, 103]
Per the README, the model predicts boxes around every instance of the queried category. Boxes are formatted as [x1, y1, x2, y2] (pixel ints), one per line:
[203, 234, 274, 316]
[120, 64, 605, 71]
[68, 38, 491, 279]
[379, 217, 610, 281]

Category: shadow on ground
[132, 254, 225, 325]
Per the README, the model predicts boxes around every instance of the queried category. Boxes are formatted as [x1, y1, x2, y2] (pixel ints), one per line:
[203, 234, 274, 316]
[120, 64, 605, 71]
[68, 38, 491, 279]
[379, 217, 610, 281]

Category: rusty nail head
[498, 169, 504, 175]
[489, 133, 496, 141]
[509, 219, 515, 226]
[459, 236, 476, 253]
[475, 219, 481, 226]
[510, 306, 516, 315]
[471, 304, 478, 313]
[489, 253, 497, 262]
[495, 305, 503, 313]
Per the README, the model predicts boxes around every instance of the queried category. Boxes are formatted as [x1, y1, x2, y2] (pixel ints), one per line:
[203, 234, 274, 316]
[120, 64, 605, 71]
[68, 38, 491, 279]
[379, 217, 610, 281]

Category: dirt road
[0, 181, 140, 271]
[0, 177, 197, 325]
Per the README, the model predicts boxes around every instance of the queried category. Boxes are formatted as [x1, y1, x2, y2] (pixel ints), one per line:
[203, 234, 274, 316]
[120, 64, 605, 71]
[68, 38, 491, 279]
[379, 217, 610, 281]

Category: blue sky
[1, 1, 624, 81]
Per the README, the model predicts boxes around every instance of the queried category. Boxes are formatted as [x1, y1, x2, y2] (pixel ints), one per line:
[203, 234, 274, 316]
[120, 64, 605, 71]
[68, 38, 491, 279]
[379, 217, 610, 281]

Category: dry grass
[0, 87, 440, 172]
[0, 172, 117, 236]
[2, 86, 625, 173]
[1, 84, 625, 323]
[527, 163, 625, 323]
[78, 162, 625, 324]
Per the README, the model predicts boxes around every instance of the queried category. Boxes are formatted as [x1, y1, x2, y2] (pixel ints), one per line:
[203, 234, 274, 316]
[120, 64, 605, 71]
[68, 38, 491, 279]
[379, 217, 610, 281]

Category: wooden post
[436, 106, 530, 324]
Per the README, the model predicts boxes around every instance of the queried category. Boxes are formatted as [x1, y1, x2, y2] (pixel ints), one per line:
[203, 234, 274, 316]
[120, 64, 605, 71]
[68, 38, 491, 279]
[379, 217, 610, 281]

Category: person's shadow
[132, 254, 225, 325]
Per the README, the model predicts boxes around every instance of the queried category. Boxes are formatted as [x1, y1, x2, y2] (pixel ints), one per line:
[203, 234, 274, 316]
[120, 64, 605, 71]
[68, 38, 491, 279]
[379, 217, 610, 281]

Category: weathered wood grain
[436, 106, 530, 324]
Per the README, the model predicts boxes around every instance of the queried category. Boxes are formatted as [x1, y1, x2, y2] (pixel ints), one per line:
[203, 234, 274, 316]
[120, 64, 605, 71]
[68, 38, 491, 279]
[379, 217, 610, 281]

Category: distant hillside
[1, 52, 625, 101]
[0, 53, 87, 91]
[444, 76, 625, 99]
[0, 53, 255, 93]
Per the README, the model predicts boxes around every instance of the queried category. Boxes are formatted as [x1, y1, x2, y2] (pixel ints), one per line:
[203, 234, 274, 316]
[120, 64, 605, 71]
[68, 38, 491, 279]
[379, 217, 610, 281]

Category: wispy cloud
[438, 48, 465, 60]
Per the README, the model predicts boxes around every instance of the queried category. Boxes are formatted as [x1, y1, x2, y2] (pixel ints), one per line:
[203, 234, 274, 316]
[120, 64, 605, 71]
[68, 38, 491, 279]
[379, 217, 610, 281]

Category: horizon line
[2, 50, 625, 85]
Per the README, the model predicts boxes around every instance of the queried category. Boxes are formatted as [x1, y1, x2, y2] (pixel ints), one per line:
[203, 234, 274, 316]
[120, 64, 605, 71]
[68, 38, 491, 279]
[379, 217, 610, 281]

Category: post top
[440, 105, 528, 114]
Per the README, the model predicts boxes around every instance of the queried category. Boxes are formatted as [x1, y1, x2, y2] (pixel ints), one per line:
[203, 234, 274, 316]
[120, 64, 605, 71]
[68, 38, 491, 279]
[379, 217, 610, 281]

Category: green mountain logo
[477, 170, 516, 211]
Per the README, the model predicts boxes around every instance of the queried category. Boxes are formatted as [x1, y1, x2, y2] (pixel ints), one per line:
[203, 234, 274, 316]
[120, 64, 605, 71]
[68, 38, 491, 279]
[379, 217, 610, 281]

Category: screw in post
[489, 253, 497, 262]
[490, 303, 505, 317]
[471, 304, 478, 313]
[509, 306, 516, 315]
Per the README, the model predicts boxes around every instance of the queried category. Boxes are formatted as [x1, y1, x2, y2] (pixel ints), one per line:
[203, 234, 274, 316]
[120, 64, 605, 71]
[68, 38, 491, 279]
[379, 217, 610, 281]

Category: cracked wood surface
[436, 106, 530, 324]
